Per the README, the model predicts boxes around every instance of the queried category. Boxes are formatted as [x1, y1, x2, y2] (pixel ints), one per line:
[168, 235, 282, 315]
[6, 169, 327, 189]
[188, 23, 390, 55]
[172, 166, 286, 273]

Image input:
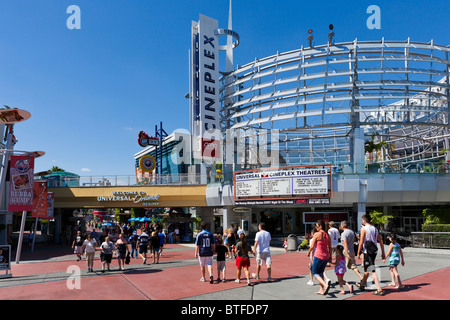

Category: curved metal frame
[220, 39, 450, 170]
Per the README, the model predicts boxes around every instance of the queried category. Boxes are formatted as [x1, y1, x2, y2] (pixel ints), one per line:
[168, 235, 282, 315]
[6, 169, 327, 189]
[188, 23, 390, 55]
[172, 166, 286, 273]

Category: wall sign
[139, 155, 157, 173]
[8, 155, 35, 211]
[97, 191, 160, 206]
[234, 165, 332, 206]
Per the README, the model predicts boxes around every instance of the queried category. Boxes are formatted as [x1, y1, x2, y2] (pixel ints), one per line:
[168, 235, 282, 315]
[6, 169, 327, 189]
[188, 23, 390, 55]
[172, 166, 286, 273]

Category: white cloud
[81, 168, 91, 172]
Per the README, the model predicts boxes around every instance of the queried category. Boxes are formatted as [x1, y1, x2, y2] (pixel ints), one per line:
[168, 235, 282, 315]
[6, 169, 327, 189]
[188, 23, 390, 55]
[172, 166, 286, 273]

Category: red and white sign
[8, 155, 34, 212]
[201, 138, 221, 159]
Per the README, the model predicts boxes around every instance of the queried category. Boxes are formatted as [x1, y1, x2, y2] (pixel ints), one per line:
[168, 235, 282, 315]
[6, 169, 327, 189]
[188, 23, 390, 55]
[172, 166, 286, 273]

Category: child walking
[333, 245, 354, 295]
[215, 237, 229, 282]
[235, 233, 254, 286]
[283, 237, 288, 253]
[383, 233, 405, 289]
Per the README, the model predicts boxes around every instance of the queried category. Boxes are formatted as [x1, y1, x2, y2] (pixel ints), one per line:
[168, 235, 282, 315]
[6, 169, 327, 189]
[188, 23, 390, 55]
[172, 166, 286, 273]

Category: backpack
[365, 240, 378, 255]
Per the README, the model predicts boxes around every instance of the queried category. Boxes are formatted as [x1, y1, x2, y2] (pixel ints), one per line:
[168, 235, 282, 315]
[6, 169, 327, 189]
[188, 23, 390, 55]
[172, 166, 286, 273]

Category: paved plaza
[1, 240, 449, 303]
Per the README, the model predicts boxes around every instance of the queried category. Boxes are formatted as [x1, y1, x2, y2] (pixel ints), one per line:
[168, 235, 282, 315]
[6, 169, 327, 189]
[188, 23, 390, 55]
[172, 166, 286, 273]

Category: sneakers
[200, 277, 206, 282]
[247, 280, 253, 286]
[267, 277, 272, 282]
[252, 273, 260, 280]
[235, 279, 240, 283]
[307, 280, 314, 286]
[210, 276, 214, 284]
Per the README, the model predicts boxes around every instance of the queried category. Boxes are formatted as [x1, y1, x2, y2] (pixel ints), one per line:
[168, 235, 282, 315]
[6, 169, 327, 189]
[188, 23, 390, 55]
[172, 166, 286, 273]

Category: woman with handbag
[307, 220, 332, 295]
[116, 233, 129, 271]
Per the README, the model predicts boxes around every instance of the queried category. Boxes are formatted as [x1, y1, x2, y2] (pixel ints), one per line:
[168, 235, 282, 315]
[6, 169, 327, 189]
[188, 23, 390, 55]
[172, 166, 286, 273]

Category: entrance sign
[234, 165, 332, 206]
[97, 191, 160, 207]
[8, 155, 35, 211]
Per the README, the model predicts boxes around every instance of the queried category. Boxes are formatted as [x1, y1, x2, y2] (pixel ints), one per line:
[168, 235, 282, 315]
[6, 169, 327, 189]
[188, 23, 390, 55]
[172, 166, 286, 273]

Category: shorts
[335, 272, 345, 277]
[152, 248, 160, 253]
[236, 256, 250, 268]
[217, 260, 226, 271]
[363, 252, 377, 272]
[74, 246, 83, 254]
[100, 253, 112, 263]
[345, 252, 357, 269]
[389, 262, 399, 268]
[198, 255, 213, 268]
[312, 257, 328, 279]
[256, 252, 272, 266]
[139, 245, 148, 254]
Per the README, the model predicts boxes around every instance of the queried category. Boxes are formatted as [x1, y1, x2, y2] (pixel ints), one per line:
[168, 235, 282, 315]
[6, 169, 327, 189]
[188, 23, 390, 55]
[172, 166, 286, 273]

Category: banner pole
[15, 211, 27, 264]
[31, 217, 38, 253]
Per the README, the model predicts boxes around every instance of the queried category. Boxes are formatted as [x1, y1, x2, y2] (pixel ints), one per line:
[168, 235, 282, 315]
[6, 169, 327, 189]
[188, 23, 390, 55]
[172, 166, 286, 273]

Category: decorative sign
[97, 191, 160, 207]
[191, 14, 220, 160]
[139, 155, 157, 173]
[138, 131, 159, 148]
[32, 181, 48, 218]
[47, 192, 54, 220]
[201, 138, 221, 159]
[8, 155, 35, 211]
[234, 165, 332, 206]
[0, 108, 31, 124]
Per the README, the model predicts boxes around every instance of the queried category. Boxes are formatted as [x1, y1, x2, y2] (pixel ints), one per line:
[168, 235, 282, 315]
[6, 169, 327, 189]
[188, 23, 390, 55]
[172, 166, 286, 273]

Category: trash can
[287, 234, 298, 251]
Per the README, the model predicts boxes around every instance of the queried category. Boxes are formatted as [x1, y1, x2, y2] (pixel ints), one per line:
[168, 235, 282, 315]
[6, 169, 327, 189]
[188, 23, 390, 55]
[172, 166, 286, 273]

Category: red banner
[8, 155, 34, 211]
[32, 181, 48, 218]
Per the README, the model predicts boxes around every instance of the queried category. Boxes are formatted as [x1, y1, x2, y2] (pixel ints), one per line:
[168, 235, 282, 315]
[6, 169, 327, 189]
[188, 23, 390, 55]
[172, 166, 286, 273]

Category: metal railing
[411, 232, 450, 249]
[48, 161, 449, 188]
[49, 173, 215, 188]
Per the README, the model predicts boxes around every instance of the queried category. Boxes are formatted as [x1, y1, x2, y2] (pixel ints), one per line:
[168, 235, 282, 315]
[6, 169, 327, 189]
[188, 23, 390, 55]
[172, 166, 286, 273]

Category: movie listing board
[234, 167, 330, 200]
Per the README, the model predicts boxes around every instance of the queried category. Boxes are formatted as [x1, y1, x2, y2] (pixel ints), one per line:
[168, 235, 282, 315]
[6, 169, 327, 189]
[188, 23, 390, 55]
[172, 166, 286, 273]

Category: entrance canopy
[49, 185, 207, 209]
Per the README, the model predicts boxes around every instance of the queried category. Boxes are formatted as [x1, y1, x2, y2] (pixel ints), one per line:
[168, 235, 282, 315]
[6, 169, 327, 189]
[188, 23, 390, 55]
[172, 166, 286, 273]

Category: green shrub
[298, 239, 309, 250]
[422, 224, 450, 232]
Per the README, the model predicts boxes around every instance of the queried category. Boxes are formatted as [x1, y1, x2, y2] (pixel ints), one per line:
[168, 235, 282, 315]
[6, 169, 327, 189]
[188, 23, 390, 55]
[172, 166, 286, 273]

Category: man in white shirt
[252, 222, 272, 282]
[328, 221, 340, 266]
[356, 214, 386, 295]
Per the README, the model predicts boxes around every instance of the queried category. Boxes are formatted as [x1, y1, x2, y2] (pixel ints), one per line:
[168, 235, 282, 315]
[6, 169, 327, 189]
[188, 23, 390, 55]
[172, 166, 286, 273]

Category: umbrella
[102, 222, 114, 227]
[128, 217, 138, 221]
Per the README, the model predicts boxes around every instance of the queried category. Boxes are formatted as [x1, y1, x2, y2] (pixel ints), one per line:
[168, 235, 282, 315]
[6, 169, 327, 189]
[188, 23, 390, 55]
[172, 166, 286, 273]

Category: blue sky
[0, 0, 448, 177]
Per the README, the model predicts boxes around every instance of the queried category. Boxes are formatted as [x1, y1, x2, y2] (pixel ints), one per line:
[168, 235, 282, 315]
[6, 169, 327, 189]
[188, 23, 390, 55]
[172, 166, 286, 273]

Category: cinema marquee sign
[234, 165, 332, 206]
[97, 191, 160, 206]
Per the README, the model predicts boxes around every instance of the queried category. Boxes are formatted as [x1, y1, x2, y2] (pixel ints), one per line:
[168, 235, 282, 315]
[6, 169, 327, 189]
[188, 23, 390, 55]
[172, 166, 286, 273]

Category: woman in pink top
[307, 220, 332, 295]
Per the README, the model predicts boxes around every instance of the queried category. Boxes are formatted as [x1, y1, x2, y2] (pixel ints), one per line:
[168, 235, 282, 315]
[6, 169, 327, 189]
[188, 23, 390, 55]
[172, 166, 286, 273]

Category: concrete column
[54, 208, 62, 244]
[357, 179, 367, 228]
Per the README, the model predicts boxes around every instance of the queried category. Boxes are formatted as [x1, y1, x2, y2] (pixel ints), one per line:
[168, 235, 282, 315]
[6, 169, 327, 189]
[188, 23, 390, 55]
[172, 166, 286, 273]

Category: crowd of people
[194, 221, 273, 286]
[71, 221, 167, 273]
[307, 215, 405, 296]
[69, 215, 405, 296]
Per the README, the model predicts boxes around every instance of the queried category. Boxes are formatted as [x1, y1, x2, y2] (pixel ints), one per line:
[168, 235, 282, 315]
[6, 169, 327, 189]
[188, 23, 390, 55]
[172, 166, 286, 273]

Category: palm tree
[50, 166, 64, 172]
[365, 133, 386, 163]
